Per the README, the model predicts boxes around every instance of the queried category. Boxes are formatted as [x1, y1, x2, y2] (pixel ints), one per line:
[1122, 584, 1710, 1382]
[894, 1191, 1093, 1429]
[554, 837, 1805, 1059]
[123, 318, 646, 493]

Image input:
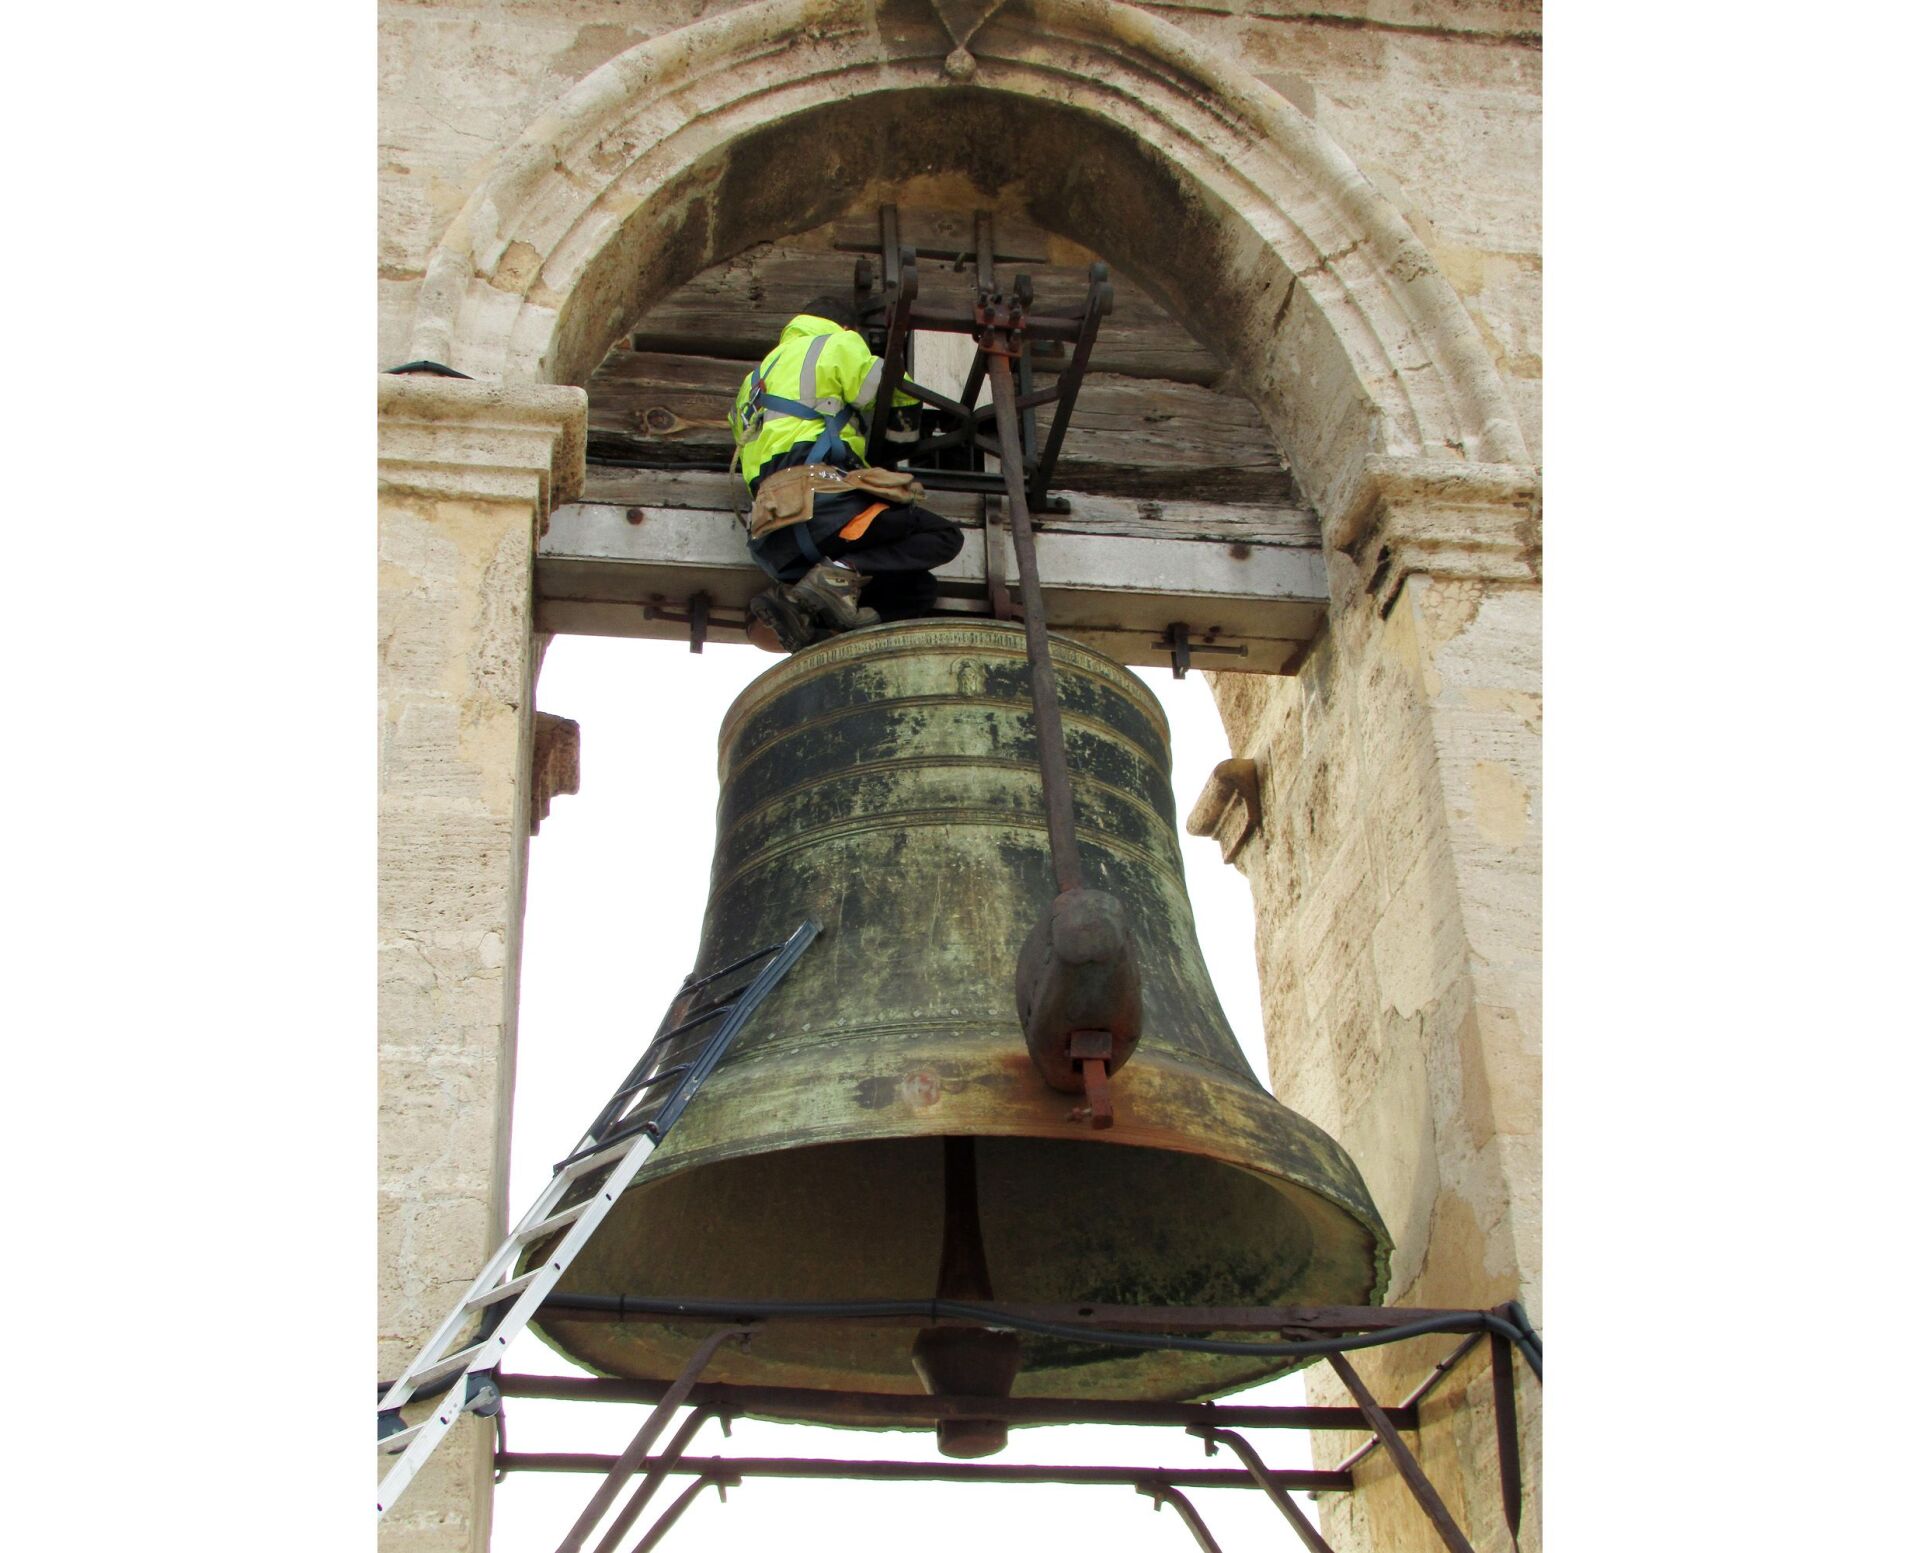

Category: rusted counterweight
[530, 620, 1390, 1419]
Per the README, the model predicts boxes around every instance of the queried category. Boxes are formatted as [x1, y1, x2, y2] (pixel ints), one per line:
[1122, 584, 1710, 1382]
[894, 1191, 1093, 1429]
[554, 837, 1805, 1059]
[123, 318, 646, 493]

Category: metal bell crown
[530, 620, 1389, 1407]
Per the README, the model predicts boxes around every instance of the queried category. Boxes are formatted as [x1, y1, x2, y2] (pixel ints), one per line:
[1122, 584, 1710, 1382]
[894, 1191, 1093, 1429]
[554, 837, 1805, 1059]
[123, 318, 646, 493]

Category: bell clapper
[910, 1135, 1023, 1459]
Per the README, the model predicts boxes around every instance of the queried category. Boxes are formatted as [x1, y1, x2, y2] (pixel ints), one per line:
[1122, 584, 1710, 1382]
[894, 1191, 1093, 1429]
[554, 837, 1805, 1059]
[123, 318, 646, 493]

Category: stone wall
[377, 1, 1540, 461]
[378, 377, 585, 1551]
[1203, 489, 1541, 1547]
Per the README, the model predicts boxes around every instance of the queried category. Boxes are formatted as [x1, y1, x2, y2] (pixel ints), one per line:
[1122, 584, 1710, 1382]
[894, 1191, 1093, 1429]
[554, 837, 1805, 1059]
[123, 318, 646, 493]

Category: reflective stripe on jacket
[730, 314, 901, 488]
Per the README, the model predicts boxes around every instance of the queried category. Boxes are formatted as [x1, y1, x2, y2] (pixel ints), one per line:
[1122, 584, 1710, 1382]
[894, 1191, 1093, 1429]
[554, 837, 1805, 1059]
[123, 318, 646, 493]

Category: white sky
[496, 633, 1329, 1551]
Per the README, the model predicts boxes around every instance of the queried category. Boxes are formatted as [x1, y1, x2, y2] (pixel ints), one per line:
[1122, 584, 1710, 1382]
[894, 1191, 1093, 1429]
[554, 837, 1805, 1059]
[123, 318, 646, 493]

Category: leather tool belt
[748, 464, 926, 541]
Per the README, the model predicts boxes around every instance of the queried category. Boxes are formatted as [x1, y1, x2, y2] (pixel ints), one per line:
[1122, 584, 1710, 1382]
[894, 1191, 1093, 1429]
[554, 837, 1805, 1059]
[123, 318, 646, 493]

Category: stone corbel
[530, 713, 581, 834]
[378, 375, 588, 534]
[1322, 454, 1541, 618]
[1185, 758, 1263, 864]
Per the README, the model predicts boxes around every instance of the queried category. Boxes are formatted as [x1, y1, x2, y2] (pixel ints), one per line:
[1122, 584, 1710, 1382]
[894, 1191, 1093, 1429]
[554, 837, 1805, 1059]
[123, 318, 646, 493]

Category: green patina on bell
[531, 620, 1389, 1412]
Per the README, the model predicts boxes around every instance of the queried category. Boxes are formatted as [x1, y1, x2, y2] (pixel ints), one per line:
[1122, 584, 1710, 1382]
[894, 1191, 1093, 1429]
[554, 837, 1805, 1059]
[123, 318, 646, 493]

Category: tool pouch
[749, 465, 925, 540]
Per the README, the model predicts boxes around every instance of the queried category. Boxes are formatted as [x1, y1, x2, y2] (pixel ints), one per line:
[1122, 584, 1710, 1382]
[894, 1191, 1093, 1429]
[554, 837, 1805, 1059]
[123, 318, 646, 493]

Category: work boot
[788, 562, 880, 632]
[747, 587, 825, 653]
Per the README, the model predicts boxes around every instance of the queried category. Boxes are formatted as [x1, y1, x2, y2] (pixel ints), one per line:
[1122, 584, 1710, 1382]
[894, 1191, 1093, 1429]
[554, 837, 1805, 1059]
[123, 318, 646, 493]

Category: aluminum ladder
[376, 919, 819, 1517]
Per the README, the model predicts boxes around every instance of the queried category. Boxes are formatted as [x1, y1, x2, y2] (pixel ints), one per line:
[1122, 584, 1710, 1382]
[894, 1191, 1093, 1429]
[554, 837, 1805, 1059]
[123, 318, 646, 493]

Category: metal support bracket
[1154, 622, 1250, 680]
[1326, 1350, 1477, 1553]
[641, 593, 735, 653]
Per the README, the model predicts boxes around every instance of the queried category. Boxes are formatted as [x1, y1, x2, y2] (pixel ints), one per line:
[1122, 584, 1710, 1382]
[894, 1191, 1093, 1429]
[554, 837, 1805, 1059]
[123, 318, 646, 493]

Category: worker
[731, 295, 963, 652]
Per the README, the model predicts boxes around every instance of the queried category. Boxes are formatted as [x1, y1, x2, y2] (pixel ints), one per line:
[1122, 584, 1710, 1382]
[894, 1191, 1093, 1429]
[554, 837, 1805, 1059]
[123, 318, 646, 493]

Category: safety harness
[733, 333, 867, 469]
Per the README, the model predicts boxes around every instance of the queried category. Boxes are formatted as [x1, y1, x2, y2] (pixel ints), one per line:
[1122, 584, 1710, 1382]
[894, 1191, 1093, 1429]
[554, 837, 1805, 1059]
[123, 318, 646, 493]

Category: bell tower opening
[378, 8, 1541, 1549]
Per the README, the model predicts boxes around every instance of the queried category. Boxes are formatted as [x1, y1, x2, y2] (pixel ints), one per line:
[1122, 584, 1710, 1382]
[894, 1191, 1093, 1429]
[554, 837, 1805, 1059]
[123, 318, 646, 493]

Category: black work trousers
[749, 489, 963, 622]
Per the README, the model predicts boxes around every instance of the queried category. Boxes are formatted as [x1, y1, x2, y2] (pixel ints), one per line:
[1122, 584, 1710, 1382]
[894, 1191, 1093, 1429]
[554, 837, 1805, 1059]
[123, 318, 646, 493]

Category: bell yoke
[732, 294, 964, 652]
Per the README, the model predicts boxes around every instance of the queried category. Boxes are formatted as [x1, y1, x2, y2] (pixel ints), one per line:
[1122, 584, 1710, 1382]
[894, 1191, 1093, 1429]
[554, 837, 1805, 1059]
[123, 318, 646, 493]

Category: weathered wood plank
[586, 348, 1288, 500]
[826, 209, 1054, 262]
[573, 468, 1321, 547]
[622, 242, 1220, 384]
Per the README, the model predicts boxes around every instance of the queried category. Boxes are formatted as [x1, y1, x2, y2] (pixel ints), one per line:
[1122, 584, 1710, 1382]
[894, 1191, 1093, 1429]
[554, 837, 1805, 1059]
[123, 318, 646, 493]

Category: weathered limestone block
[1186, 758, 1264, 863]
[529, 712, 581, 834]
[378, 377, 585, 1552]
[1200, 481, 1540, 1552]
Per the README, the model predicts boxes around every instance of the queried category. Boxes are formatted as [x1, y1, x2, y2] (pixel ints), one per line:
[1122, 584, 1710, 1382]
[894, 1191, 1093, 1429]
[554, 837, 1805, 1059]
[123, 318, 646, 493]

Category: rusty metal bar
[1137, 1484, 1225, 1553]
[910, 304, 1099, 340]
[1332, 1331, 1483, 1476]
[629, 1474, 738, 1553]
[983, 497, 1014, 620]
[588, 1406, 723, 1553]
[1326, 1351, 1475, 1553]
[501, 1454, 1353, 1493]
[867, 211, 917, 467]
[1192, 1428, 1338, 1553]
[1029, 264, 1111, 502]
[1491, 1336, 1523, 1542]
[987, 343, 1082, 892]
[497, 1373, 1412, 1432]
[552, 1326, 748, 1553]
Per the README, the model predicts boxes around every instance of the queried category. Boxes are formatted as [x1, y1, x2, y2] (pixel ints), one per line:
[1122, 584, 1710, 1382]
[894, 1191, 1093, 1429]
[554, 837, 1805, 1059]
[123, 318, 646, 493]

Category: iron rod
[1137, 1485, 1225, 1553]
[553, 1328, 746, 1553]
[1031, 269, 1110, 499]
[1491, 1336, 1523, 1542]
[496, 1375, 1410, 1432]
[1326, 1351, 1476, 1553]
[988, 345, 1083, 892]
[590, 1407, 721, 1553]
[1332, 1331, 1483, 1475]
[1193, 1428, 1338, 1553]
[629, 1475, 737, 1553]
[501, 1455, 1353, 1493]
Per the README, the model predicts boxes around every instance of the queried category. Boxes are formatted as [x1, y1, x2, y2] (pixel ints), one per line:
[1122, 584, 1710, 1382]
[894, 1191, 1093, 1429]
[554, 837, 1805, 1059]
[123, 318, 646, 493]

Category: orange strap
[836, 501, 887, 543]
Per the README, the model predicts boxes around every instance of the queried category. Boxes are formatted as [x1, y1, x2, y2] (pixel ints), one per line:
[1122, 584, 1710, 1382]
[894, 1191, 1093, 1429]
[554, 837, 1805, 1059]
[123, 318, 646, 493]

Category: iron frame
[496, 1297, 1538, 1553]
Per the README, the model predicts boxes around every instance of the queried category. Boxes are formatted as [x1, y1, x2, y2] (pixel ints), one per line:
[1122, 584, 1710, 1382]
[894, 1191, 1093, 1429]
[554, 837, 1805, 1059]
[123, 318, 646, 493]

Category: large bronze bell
[530, 621, 1389, 1430]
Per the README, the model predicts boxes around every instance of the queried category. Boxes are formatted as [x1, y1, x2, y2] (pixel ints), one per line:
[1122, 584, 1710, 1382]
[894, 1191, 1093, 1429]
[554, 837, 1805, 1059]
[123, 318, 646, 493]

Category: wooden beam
[584, 351, 1291, 501]
[535, 496, 1327, 676]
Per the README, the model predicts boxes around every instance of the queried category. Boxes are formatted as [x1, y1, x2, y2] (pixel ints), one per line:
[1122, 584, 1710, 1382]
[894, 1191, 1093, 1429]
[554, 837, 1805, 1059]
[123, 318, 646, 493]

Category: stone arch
[404, 0, 1530, 527]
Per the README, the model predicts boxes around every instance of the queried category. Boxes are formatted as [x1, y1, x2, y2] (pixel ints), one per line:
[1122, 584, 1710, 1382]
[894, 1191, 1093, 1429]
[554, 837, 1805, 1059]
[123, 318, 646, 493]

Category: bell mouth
[529, 1127, 1384, 1411]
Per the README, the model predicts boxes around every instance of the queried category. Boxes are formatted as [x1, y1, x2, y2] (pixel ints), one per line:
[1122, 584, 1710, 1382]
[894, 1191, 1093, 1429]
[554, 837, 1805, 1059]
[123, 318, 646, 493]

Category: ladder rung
[514, 1200, 594, 1241]
[678, 941, 778, 996]
[607, 1063, 691, 1105]
[409, 1340, 494, 1392]
[463, 1269, 545, 1312]
[379, 1419, 426, 1455]
[553, 1121, 656, 1176]
[553, 1128, 645, 1179]
[659, 1005, 730, 1043]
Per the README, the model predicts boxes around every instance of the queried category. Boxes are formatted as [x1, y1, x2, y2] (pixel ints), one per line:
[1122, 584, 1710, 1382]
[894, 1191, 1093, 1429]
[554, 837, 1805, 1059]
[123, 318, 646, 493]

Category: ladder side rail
[378, 1132, 664, 1513]
[377, 919, 819, 1519]
[580, 981, 702, 1146]
[647, 921, 818, 1139]
[378, 1160, 588, 1411]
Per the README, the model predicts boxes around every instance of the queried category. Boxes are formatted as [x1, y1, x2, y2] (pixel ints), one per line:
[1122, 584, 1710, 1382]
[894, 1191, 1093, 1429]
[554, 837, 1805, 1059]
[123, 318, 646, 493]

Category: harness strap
[739, 334, 866, 468]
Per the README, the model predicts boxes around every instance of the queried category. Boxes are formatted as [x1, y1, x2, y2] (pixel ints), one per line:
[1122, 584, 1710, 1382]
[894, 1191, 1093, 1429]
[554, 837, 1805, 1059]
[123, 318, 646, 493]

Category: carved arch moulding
[402, 0, 1537, 548]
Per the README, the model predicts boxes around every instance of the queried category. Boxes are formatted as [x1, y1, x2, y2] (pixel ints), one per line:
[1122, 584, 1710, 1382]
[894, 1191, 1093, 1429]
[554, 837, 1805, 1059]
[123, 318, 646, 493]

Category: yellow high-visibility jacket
[730, 314, 912, 488]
